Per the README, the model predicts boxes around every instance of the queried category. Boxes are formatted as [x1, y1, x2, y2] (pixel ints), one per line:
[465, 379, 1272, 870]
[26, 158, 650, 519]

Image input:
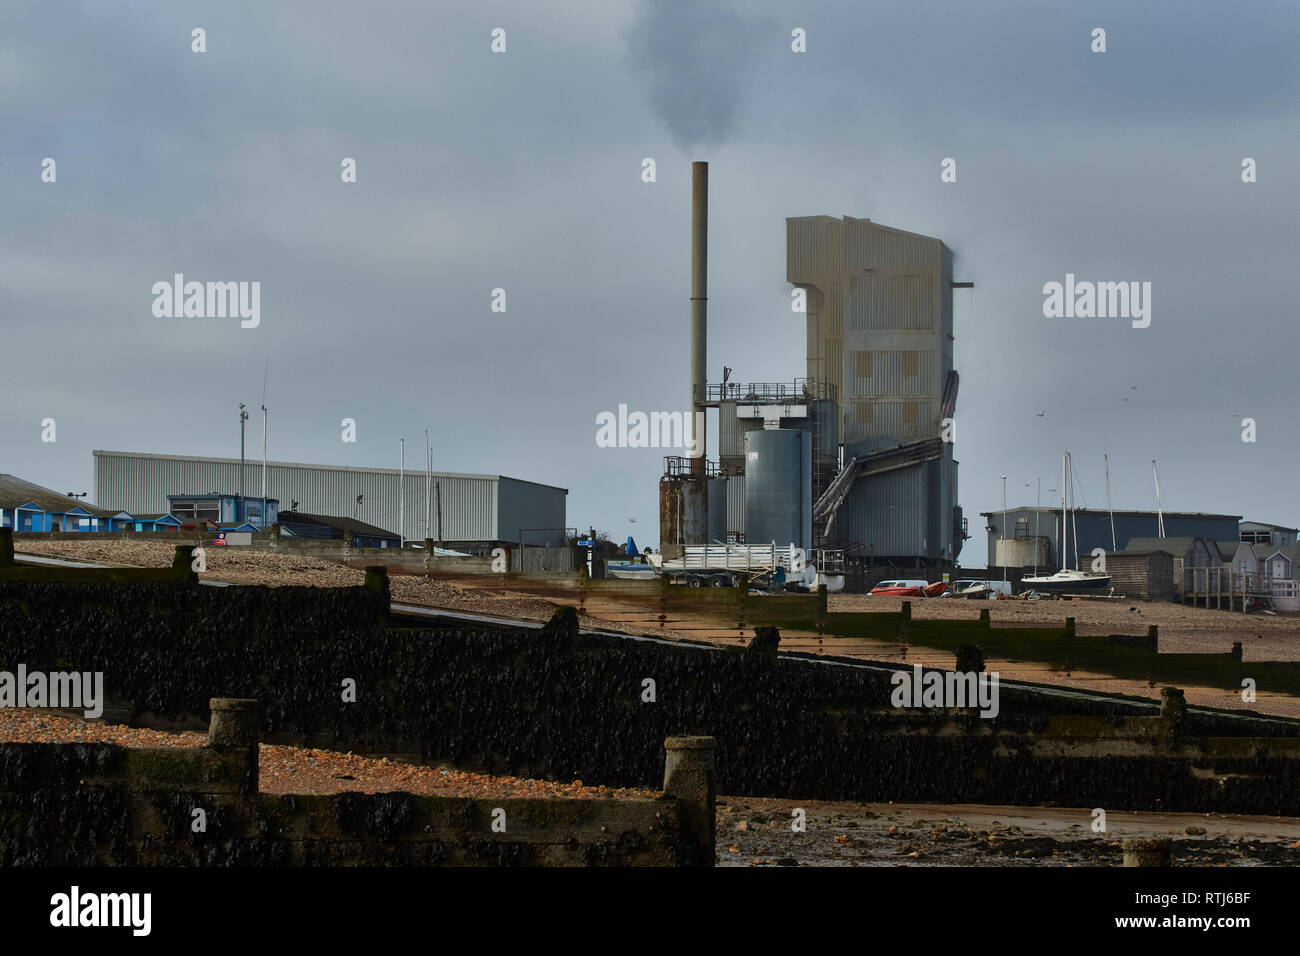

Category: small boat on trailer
[1019, 568, 1112, 594]
[869, 579, 928, 597]
[605, 562, 658, 580]
[869, 579, 948, 597]
[606, 535, 658, 579]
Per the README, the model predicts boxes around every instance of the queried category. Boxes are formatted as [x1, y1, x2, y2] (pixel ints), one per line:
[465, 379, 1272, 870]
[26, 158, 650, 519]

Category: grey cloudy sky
[4, 0, 1297, 563]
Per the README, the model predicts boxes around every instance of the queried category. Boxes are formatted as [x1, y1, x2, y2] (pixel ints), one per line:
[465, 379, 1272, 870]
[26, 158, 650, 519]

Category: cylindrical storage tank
[745, 430, 812, 552]
[706, 477, 728, 544]
[995, 536, 1049, 569]
[659, 476, 708, 549]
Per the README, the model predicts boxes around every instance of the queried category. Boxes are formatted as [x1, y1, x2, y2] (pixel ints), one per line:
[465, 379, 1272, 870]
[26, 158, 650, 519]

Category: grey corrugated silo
[744, 430, 812, 552]
[706, 476, 728, 543]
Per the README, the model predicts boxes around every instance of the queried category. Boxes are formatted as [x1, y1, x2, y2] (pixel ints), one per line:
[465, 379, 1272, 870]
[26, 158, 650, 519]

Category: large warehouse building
[93, 450, 568, 549]
[981, 506, 1242, 569]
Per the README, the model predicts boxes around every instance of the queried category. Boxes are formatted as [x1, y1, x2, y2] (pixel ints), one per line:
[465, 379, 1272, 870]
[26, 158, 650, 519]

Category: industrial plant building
[657, 164, 967, 569]
[788, 215, 963, 564]
[93, 450, 568, 549]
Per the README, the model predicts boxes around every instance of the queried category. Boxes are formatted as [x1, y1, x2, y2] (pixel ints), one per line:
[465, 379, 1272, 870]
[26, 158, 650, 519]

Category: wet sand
[717, 796, 1300, 867]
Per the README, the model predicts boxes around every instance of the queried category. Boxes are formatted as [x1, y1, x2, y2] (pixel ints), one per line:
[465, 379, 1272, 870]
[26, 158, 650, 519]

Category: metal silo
[744, 430, 812, 552]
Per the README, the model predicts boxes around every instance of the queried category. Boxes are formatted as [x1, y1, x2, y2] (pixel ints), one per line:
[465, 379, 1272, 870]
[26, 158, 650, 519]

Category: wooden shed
[1105, 549, 1175, 600]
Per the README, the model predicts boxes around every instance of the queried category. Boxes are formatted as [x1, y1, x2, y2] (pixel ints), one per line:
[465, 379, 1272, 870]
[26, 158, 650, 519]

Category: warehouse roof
[1122, 536, 1219, 556]
[980, 507, 1241, 520]
[0, 474, 107, 515]
[278, 511, 397, 540]
[167, 492, 279, 502]
[94, 450, 567, 494]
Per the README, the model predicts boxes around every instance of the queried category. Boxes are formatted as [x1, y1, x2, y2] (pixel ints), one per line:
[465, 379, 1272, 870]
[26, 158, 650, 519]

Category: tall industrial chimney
[689, 161, 707, 476]
[659, 161, 712, 553]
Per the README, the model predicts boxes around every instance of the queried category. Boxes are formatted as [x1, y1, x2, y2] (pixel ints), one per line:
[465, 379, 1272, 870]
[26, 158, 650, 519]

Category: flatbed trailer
[650, 544, 820, 590]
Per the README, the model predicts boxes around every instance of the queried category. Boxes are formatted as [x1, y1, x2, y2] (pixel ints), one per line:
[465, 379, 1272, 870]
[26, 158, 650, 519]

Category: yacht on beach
[1019, 451, 1112, 595]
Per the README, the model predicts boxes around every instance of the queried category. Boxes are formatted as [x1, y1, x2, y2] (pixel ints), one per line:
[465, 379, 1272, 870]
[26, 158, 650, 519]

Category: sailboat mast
[1035, 478, 1040, 577]
[1152, 459, 1166, 538]
[1061, 453, 1068, 571]
[1105, 453, 1116, 551]
[1069, 457, 1079, 571]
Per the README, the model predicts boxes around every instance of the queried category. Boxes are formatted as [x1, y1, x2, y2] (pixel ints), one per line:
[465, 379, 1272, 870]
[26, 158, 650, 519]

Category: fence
[0, 698, 716, 867]
[1182, 567, 1283, 612]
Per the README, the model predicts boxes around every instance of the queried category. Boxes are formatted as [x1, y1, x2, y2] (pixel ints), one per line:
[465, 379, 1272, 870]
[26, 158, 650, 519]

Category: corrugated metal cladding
[717, 401, 747, 463]
[981, 507, 1241, 569]
[850, 350, 940, 398]
[844, 217, 940, 272]
[841, 458, 930, 558]
[92, 451, 566, 545]
[846, 275, 936, 331]
[846, 401, 938, 444]
[727, 474, 745, 539]
[496, 476, 568, 547]
[720, 402, 838, 462]
[839, 442, 959, 561]
[787, 216, 954, 447]
[707, 477, 728, 544]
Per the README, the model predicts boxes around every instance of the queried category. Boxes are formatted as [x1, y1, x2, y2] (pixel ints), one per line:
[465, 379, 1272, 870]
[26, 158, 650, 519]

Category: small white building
[1223, 541, 1300, 610]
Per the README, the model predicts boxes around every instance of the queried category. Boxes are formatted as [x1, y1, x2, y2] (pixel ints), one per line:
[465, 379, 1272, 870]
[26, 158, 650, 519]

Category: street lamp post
[1001, 475, 1008, 584]
[238, 404, 249, 523]
[260, 404, 268, 528]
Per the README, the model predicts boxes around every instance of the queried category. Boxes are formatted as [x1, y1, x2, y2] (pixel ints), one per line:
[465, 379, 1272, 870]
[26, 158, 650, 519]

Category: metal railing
[700, 379, 838, 404]
[662, 457, 720, 477]
[812, 549, 845, 573]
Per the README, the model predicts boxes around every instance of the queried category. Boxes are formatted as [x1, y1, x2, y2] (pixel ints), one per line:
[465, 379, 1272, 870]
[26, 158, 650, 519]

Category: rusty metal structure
[659, 458, 711, 556]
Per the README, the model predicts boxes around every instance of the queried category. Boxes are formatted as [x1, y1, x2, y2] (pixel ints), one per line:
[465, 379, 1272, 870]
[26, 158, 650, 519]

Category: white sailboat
[1020, 451, 1113, 594]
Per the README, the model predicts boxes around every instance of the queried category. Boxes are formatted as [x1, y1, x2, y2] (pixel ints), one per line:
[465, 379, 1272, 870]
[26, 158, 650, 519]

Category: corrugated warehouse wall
[92, 450, 566, 546]
[983, 507, 1241, 569]
[834, 441, 959, 562]
[838, 456, 931, 560]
